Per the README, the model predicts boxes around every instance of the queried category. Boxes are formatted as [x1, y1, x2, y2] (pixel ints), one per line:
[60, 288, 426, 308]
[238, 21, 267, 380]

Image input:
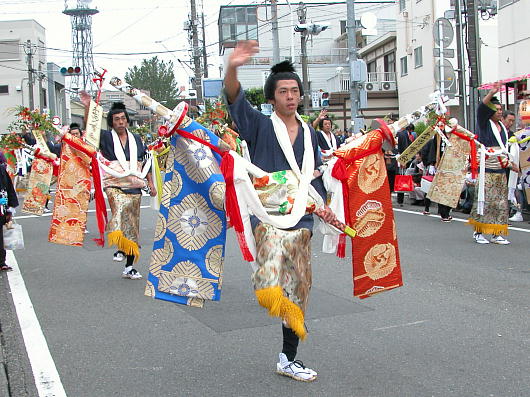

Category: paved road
[1, 199, 529, 397]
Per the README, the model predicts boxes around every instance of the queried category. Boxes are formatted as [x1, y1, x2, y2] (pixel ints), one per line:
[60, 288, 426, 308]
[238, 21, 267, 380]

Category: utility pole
[466, 0, 480, 129]
[297, 3, 310, 112]
[347, 0, 359, 132]
[271, 0, 280, 64]
[454, 0, 468, 128]
[201, 10, 208, 78]
[190, 0, 203, 103]
[24, 40, 35, 109]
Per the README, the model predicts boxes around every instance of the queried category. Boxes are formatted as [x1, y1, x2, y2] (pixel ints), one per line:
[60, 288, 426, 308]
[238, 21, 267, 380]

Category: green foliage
[413, 121, 428, 136]
[244, 87, 266, 108]
[129, 124, 153, 143]
[125, 57, 179, 109]
[7, 106, 57, 137]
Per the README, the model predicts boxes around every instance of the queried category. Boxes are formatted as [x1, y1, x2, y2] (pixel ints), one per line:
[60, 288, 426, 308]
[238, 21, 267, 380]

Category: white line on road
[14, 205, 152, 220]
[373, 320, 428, 331]
[6, 251, 68, 397]
[393, 208, 530, 233]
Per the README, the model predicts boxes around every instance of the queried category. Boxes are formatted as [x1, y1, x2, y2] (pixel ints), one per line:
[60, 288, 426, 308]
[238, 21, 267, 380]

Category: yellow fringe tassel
[255, 286, 307, 340]
[467, 219, 509, 236]
[107, 230, 140, 262]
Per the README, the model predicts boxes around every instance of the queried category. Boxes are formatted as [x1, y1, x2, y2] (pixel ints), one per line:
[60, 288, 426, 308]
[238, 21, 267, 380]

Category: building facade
[0, 20, 48, 134]
[218, 1, 398, 128]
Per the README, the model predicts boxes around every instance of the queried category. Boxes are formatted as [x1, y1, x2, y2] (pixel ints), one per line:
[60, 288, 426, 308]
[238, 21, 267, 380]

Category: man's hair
[503, 110, 515, 119]
[406, 123, 415, 132]
[319, 117, 332, 130]
[264, 60, 304, 101]
[107, 102, 130, 128]
[69, 122, 81, 131]
[490, 96, 501, 105]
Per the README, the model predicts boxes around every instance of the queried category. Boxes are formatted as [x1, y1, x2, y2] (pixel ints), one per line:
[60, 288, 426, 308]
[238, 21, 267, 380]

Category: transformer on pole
[63, 0, 99, 92]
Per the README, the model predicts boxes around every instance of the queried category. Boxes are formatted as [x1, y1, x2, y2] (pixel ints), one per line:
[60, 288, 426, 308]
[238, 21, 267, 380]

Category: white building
[0, 20, 48, 134]
[497, 0, 530, 80]
[218, 1, 399, 128]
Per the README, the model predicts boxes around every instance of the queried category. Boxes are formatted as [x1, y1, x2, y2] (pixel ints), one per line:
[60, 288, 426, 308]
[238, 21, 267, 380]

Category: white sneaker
[276, 353, 316, 382]
[121, 267, 142, 279]
[508, 212, 523, 222]
[113, 251, 125, 262]
[474, 233, 490, 244]
[491, 235, 510, 245]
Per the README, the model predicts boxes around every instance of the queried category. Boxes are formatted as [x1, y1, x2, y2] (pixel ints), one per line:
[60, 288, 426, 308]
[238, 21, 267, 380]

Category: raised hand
[79, 91, 92, 108]
[228, 40, 259, 68]
[491, 81, 502, 95]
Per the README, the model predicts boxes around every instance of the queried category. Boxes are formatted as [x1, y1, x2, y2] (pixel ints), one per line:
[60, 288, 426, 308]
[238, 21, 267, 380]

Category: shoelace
[289, 360, 308, 370]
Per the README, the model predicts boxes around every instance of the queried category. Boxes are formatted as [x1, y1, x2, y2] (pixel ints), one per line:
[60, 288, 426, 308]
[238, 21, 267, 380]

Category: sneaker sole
[121, 274, 143, 279]
[475, 240, 490, 244]
[276, 369, 316, 382]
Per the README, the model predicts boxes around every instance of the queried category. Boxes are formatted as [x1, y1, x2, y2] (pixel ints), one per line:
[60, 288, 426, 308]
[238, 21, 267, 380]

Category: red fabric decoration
[331, 158, 351, 258]
[394, 174, 414, 192]
[62, 135, 107, 245]
[451, 128, 479, 179]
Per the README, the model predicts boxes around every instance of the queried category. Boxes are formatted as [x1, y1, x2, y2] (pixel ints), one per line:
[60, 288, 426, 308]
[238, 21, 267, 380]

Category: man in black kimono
[224, 40, 335, 382]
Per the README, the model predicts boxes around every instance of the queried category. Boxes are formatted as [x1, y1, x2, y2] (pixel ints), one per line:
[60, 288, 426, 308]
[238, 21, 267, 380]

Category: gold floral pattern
[48, 143, 92, 246]
[205, 245, 224, 278]
[357, 153, 387, 194]
[144, 281, 155, 297]
[157, 260, 216, 300]
[363, 243, 397, 280]
[208, 181, 226, 211]
[354, 200, 385, 238]
[167, 193, 222, 251]
[174, 131, 220, 183]
[149, 237, 174, 278]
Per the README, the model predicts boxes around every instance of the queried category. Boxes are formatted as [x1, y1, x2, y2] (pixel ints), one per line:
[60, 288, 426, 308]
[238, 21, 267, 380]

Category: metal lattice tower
[63, 0, 99, 92]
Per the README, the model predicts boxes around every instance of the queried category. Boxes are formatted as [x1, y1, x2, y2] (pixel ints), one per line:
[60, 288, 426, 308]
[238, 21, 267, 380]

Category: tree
[244, 87, 266, 109]
[124, 57, 179, 109]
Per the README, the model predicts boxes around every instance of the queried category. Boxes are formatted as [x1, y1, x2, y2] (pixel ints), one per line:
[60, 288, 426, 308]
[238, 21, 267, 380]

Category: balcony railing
[327, 72, 397, 92]
[245, 48, 349, 66]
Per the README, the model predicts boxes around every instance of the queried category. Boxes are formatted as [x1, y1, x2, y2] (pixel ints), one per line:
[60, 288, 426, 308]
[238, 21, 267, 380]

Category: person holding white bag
[0, 152, 19, 271]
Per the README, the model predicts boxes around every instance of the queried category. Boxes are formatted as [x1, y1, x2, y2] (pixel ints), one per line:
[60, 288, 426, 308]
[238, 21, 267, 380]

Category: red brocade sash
[334, 130, 403, 298]
[48, 134, 107, 246]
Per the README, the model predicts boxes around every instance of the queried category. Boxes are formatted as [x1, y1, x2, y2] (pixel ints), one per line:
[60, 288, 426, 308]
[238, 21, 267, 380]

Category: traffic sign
[433, 48, 455, 58]
[434, 59, 457, 98]
[433, 18, 454, 48]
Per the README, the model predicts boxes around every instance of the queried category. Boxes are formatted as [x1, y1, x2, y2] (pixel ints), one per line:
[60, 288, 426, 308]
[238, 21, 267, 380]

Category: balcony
[327, 72, 397, 93]
[245, 48, 349, 66]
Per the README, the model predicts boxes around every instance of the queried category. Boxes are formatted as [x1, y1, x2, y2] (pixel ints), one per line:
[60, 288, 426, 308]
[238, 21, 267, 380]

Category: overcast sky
[1, 0, 232, 92]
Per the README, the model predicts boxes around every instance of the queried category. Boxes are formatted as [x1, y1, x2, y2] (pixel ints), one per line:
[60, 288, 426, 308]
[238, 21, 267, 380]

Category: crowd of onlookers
[313, 110, 528, 224]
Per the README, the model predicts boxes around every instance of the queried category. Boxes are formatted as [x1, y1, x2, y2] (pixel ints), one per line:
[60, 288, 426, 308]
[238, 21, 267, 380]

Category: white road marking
[373, 320, 428, 331]
[14, 205, 151, 220]
[393, 208, 530, 233]
[6, 251, 68, 397]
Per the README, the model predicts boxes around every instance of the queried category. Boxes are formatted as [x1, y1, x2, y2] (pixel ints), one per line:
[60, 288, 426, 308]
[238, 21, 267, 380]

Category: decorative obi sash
[252, 170, 317, 216]
[100, 158, 147, 189]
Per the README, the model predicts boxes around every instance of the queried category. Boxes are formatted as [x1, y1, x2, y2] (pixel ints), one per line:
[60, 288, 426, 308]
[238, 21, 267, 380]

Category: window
[400, 56, 408, 76]
[414, 46, 423, 68]
[384, 52, 396, 73]
[0, 41, 20, 61]
[219, 6, 258, 43]
[399, 0, 406, 12]
[0, 85, 8, 94]
[340, 20, 347, 35]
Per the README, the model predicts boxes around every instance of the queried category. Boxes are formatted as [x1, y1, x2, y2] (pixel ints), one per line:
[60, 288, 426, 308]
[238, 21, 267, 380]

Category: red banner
[334, 130, 403, 298]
